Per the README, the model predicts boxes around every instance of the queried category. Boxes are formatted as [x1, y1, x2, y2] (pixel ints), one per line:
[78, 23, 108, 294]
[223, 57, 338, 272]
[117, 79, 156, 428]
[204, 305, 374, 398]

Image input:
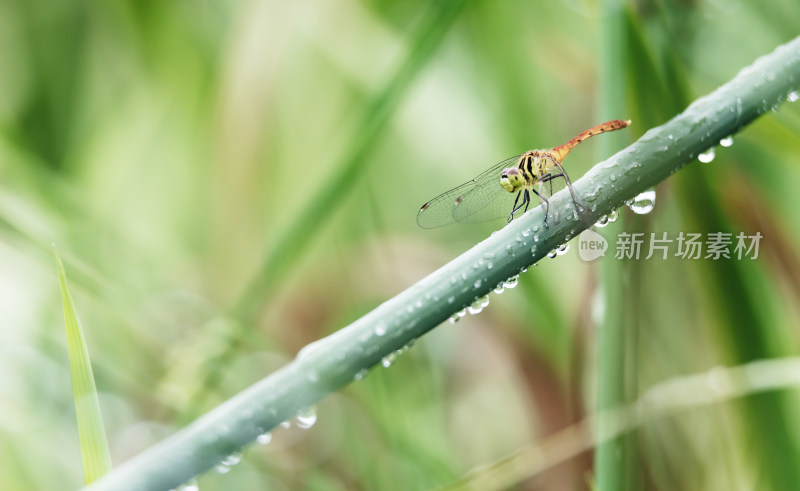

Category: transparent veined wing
[416, 155, 522, 228]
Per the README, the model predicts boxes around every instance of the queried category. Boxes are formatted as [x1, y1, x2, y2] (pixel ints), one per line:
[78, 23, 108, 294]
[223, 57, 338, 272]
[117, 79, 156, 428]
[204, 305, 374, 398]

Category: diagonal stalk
[83, 35, 800, 491]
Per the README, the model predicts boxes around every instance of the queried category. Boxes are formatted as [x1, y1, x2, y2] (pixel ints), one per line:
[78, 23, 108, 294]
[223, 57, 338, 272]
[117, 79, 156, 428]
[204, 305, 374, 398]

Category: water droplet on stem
[626, 189, 656, 215]
[698, 147, 716, 163]
[296, 407, 317, 429]
[503, 275, 519, 289]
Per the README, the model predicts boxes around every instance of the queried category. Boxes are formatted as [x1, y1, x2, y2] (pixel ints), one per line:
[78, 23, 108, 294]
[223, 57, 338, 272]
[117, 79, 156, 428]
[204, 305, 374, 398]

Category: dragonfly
[417, 119, 631, 228]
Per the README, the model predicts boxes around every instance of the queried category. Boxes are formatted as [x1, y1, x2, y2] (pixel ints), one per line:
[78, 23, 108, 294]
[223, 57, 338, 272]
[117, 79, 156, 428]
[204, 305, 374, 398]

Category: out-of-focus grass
[1, 0, 800, 490]
[594, 0, 631, 488]
[55, 246, 112, 483]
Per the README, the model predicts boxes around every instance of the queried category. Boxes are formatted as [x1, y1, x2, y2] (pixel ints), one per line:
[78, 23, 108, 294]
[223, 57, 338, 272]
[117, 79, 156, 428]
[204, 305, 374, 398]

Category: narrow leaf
[54, 245, 113, 483]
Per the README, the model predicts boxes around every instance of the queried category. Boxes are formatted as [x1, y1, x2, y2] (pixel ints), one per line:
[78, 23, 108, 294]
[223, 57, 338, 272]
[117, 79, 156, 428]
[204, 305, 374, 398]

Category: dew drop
[486, 261, 494, 269]
[448, 314, 460, 324]
[224, 453, 242, 466]
[381, 353, 396, 367]
[296, 406, 317, 429]
[374, 322, 387, 337]
[626, 189, 656, 215]
[354, 368, 368, 380]
[719, 136, 733, 147]
[280, 420, 291, 429]
[473, 279, 482, 289]
[556, 243, 570, 255]
[467, 295, 489, 315]
[257, 432, 273, 445]
[457, 308, 467, 318]
[520, 265, 528, 273]
[493, 284, 505, 294]
[547, 249, 558, 259]
[698, 147, 716, 163]
[504, 275, 519, 288]
[466, 302, 481, 315]
[788, 91, 799, 102]
[607, 209, 618, 222]
[178, 480, 199, 491]
[216, 453, 242, 473]
[595, 215, 609, 227]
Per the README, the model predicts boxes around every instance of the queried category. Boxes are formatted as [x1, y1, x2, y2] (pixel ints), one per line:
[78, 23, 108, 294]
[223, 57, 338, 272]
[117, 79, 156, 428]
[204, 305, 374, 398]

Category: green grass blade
[440, 357, 800, 490]
[232, 0, 469, 322]
[594, 0, 631, 489]
[54, 246, 112, 484]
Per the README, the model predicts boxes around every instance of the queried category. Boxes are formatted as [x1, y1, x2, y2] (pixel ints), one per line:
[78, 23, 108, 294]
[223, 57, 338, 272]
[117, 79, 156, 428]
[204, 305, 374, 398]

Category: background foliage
[2, 0, 800, 490]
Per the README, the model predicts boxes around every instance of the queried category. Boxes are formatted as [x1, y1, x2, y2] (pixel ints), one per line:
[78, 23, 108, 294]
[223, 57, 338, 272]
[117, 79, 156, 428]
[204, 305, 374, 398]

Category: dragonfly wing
[453, 183, 521, 224]
[416, 156, 520, 228]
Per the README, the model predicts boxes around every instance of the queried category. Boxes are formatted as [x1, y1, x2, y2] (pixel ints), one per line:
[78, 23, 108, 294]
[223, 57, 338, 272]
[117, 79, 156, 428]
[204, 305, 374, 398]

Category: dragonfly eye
[499, 167, 523, 193]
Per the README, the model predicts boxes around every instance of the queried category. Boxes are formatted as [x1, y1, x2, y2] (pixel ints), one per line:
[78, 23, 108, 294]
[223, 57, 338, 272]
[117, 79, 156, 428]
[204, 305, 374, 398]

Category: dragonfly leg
[507, 191, 523, 223]
[552, 161, 586, 214]
[541, 173, 563, 197]
[532, 188, 550, 227]
[511, 190, 529, 219]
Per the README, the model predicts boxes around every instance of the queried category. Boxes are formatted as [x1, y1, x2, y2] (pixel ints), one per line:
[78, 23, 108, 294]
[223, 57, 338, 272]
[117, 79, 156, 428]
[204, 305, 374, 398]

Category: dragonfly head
[500, 167, 527, 193]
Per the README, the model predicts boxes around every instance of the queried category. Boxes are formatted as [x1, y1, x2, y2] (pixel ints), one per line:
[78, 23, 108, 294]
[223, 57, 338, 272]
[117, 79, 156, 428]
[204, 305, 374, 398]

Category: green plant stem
[83, 36, 800, 491]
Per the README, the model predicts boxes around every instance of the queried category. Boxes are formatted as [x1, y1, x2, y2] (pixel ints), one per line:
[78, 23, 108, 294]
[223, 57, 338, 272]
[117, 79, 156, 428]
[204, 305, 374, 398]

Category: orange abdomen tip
[551, 119, 632, 162]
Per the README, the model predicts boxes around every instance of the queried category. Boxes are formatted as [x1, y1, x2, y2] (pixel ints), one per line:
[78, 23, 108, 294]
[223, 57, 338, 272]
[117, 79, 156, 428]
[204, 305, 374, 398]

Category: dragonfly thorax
[500, 150, 552, 193]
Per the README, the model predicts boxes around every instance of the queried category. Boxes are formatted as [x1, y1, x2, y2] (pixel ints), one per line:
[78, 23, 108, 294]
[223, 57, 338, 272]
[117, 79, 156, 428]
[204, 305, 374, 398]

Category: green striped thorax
[499, 150, 554, 193]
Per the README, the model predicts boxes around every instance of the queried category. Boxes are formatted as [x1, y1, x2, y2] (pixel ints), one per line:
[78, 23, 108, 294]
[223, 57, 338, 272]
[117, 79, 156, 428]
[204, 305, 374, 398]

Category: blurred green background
[2, 0, 800, 490]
